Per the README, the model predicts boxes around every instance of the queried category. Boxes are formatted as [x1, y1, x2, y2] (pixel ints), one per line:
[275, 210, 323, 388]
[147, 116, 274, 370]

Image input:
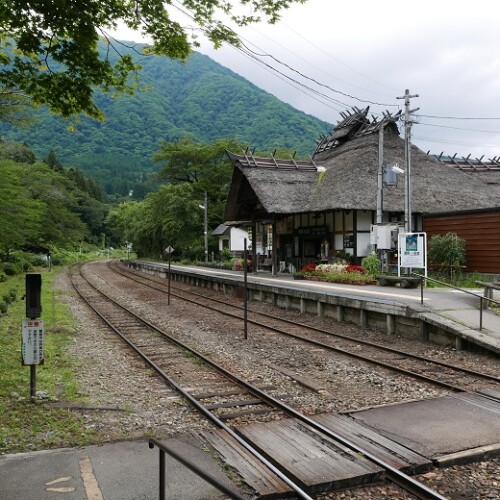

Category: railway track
[109, 260, 500, 403]
[70, 262, 447, 499]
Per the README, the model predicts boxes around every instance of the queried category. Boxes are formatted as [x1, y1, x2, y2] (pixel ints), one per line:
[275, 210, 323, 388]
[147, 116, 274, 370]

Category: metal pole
[397, 88, 419, 233]
[480, 298, 483, 331]
[167, 252, 171, 306]
[159, 449, 166, 500]
[30, 365, 36, 398]
[204, 191, 208, 264]
[420, 275, 424, 305]
[376, 125, 384, 224]
[243, 238, 248, 340]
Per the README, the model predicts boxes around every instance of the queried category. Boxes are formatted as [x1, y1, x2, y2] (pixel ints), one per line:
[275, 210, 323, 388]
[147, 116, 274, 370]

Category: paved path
[0, 436, 235, 500]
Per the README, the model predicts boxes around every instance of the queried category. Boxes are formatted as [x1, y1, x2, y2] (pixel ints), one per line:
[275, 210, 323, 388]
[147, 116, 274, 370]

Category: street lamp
[199, 192, 208, 263]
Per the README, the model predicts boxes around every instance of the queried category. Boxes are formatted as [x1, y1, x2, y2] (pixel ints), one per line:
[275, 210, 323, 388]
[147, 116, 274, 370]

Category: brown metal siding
[423, 211, 500, 273]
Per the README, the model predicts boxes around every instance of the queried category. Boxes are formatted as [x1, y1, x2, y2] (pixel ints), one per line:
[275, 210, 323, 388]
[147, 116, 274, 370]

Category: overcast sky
[114, 0, 500, 159]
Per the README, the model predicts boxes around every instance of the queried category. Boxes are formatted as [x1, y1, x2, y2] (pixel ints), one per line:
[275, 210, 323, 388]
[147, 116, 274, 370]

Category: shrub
[428, 233, 466, 278]
[361, 253, 381, 277]
[0, 270, 7, 283]
[220, 247, 233, 262]
[0, 300, 7, 314]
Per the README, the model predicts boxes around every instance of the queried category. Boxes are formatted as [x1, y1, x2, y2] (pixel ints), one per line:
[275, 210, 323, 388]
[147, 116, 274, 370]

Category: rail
[148, 438, 246, 500]
[413, 273, 500, 331]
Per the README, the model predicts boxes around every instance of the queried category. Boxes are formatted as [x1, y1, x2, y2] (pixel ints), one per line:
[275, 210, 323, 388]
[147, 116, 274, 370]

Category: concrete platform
[125, 260, 500, 355]
[349, 393, 500, 463]
[0, 435, 239, 500]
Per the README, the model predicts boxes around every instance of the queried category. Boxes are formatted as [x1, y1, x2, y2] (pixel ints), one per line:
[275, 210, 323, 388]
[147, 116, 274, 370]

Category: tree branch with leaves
[0, 0, 305, 119]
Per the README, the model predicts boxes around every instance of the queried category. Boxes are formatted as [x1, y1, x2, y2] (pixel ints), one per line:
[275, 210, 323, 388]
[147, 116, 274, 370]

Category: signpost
[243, 238, 248, 340]
[398, 232, 427, 279]
[24, 274, 44, 398]
[165, 246, 174, 305]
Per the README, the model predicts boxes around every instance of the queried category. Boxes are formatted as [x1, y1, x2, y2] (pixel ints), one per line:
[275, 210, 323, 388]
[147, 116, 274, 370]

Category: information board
[398, 232, 427, 277]
[21, 319, 45, 365]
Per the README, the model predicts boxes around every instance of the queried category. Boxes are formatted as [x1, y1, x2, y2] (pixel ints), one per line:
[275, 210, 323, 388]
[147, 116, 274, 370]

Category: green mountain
[0, 43, 331, 196]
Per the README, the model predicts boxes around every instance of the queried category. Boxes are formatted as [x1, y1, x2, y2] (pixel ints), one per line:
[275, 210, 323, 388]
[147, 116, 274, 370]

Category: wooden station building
[224, 107, 500, 274]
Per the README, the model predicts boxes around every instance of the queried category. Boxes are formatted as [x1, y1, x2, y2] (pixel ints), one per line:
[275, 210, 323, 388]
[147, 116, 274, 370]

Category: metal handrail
[412, 272, 500, 331]
[148, 438, 247, 500]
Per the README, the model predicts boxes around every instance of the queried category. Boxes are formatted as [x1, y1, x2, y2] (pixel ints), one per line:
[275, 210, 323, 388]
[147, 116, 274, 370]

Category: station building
[224, 107, 500, 274]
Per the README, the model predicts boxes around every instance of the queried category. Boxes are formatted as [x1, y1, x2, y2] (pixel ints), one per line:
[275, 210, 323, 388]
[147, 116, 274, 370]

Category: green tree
[154, 137, 244, 222]
[0, 89, 34, 126]
[0, 0, 305, 118]
[0, 160, 44, 258]
[45, 150, 64, 173]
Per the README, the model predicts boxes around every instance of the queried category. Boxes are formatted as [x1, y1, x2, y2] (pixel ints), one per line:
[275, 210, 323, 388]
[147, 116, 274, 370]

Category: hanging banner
[398, 232, 427, 272]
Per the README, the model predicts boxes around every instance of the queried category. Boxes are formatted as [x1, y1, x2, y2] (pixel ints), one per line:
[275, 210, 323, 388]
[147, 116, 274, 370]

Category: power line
[247, 25, 397, 102]
[413, 134, 500, 151]
[418, 122, 500, 134]
[416, 114, 500, 120]
[238, 39, 398, 108]
[282, 22, 400, 94]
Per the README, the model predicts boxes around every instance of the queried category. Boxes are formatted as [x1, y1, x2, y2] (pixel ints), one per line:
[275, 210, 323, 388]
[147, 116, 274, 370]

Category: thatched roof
[224, 121, 500, 222]
[223, 151, 320, 221]
[312, 130, 500, 213]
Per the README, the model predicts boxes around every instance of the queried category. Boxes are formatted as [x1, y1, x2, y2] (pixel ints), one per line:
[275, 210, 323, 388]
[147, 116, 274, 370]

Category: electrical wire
[418, 122, 500, 134]
[416, 114, 500, 121]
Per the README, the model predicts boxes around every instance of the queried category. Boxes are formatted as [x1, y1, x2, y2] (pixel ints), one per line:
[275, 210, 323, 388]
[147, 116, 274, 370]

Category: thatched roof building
[225, 109, 499, 221]
[224, 107, 500, 272]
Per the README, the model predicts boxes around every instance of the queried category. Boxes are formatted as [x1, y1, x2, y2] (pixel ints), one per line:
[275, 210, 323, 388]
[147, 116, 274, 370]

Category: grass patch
[0, 268, 95, 454]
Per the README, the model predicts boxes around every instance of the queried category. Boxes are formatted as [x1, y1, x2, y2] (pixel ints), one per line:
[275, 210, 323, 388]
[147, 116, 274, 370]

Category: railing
[412, 273, 500, 331]
[148, 438, 247, 500]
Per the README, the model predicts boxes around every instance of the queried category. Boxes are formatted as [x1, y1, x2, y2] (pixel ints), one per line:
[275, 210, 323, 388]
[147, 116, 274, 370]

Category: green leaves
[0, 0, 306, 118]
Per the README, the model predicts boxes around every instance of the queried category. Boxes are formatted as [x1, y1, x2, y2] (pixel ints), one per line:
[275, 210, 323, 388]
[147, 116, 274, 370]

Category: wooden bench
[260, 258, 273, 272]
[376, 275, 421, 289]
[476, 280, 500, 309]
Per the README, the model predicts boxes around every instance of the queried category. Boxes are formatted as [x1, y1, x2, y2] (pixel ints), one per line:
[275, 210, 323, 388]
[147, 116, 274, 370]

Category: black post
[480, 298, 483, 331]
[159, 449, 166, 500]
[30, 365, 36, 398]
[168, 252, 171, 306]
[243, 238, 248, 340]
[420, 275, 424, 305]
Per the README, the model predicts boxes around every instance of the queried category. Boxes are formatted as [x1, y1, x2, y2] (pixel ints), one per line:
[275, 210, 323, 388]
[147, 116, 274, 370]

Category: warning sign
[22, 319, 45, 365]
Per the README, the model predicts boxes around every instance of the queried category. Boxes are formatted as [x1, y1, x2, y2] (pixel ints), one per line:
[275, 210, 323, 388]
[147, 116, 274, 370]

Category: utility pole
[203, 191, 208, 263]
[376, 124, 385, 225]
[396, 89, 419, 233]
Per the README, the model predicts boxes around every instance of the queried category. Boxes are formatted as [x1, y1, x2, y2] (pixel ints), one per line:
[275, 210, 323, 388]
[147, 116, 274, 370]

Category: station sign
[21, 319, 45, 365]
[398, 232, 427, 277]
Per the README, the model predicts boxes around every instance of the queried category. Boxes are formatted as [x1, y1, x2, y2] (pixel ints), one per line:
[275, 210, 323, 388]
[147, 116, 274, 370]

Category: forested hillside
[0, 140, 110, 275]
[0, 43, 331, 196]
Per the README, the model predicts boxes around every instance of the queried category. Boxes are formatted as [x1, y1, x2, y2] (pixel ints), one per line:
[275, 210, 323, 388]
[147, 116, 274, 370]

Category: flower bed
[296, 262, 375, 285]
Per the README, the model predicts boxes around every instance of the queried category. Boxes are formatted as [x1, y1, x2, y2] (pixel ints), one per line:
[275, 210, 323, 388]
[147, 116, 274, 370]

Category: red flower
[301, 263, 318, 272]
[346, 265, 365, 274]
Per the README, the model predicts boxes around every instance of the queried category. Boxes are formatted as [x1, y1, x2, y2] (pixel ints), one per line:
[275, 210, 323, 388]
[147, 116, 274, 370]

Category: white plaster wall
[230, 227, 250, 252]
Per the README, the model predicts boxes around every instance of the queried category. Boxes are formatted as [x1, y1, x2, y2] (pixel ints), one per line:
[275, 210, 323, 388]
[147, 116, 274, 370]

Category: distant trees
[108, 137, 245, 258]
[0, 141, 109, 259]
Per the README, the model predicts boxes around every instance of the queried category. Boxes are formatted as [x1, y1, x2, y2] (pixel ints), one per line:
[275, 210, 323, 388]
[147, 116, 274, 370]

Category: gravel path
[56, 262, 500, 499]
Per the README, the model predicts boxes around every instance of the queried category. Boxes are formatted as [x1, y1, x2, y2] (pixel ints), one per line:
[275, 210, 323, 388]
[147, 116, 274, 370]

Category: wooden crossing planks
[238, 419, 383, 494]
[204, 412, 436, 497]
[203, 428, 292, 498]
[313, 413, 431, 473]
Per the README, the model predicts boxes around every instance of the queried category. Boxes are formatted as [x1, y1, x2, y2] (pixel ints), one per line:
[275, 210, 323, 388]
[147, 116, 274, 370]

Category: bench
[476, 280, 500, 309]
[260, 258, 273, 272]
[376, 275, 421, 289]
